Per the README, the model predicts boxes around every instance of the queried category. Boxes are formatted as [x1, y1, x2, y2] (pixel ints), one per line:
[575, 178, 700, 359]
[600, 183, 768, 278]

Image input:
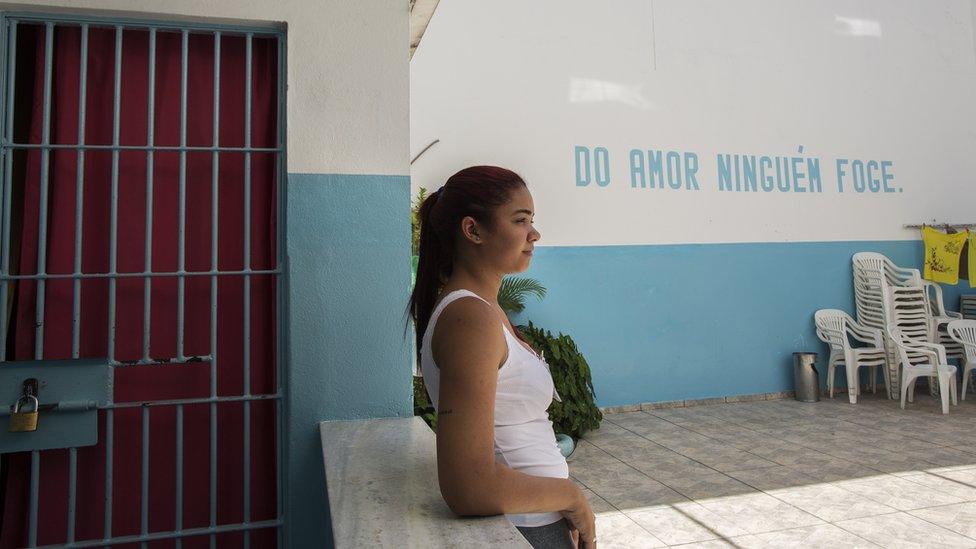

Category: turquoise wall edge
[511, 240, 969, 408]
[284, 172, 412, 548]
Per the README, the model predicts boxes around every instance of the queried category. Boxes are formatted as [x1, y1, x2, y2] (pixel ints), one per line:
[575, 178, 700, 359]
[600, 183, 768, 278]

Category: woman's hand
[560, 483, 596, 548]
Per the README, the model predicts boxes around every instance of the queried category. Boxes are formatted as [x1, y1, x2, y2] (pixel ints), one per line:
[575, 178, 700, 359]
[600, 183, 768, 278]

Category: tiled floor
[571, 392, 976, 548]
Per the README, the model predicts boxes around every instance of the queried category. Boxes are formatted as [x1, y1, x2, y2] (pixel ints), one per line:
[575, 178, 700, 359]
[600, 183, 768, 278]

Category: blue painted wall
[512, 240, 969, 407]
[284, 173, 413, 548]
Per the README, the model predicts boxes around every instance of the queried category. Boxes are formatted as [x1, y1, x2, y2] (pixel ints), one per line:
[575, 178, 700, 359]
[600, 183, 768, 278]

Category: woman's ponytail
[409, 188, 450, 367]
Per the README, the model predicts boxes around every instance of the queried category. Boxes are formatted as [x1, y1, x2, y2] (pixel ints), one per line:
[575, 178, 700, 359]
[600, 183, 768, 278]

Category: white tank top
[421, 289, 569, 528]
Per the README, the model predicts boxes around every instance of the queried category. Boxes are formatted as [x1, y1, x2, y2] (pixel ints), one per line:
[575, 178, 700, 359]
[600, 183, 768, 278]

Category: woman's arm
[431, 298, 584, 516]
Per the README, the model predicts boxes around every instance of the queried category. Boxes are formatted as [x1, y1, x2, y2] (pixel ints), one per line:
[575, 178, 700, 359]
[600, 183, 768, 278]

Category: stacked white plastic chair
[887, 325, 958, 414]
[885, 281, 963, 412]
[924, 282, 967, 364]
[814, 309, 887, 403]
[962, 295, 976, 320]
[947, 320, 976, 399]
[851, 253, 919, 398]
[851, 252, 964, 400]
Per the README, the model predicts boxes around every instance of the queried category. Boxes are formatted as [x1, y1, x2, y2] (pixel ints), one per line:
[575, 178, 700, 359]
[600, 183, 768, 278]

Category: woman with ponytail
[408, 166, 597, 548]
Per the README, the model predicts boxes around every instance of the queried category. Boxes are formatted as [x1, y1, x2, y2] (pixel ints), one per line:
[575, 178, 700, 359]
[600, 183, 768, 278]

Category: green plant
[498, 276, 547, 314]
[414, 376, 437, 430]
[411, 186, 428, 256]
[518, 321, 602, 440]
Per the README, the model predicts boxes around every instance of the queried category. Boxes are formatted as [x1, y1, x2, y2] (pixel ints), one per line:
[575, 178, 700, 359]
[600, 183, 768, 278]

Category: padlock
[8, 394, 39, 433]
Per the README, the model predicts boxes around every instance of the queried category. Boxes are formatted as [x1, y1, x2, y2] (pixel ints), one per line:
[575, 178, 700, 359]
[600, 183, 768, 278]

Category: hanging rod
[903, 222, 976, 229]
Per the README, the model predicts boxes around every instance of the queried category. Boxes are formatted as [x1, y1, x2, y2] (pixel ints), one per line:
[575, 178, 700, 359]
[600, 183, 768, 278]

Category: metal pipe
[177, 30, 188, 361]
[104, 25, 124, 542]
[29, 450, 39, 547]
[107, 392, 281, 410]
[1, 143, 282, 153]
[107, 25, 122, 360]
[141, 406, 150, 549]
[4, 13, 281, 37]
[903, 223, 976, 229]
[275, 32, 287, 544]
[39, 519, 284, 548]
[34, 22, 55, 360]
[210, 31, 221, 548]
[2, 267, 280, 280]
[67, 448, 77, 542]
[71, 24, 89, 358]
[0, 20, 18, 362]
[104, 409, 114, 540]
[111, 354, 213, 368]
[243, 33, 253, 544]
[176, 404, 184, 549]
[142, 28, 156, 363]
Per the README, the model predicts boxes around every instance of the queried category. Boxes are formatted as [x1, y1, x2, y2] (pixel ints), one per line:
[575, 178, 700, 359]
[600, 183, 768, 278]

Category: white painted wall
[6, 0, 410, 176]
[411, 0, 976, 246]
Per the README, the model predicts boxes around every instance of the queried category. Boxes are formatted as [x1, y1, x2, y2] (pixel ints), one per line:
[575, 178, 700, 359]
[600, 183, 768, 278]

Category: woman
[408, 166, 597, 548]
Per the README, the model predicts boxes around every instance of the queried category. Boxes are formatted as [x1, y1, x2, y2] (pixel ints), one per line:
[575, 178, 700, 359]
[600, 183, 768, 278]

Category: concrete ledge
[320, 417, 529, 548]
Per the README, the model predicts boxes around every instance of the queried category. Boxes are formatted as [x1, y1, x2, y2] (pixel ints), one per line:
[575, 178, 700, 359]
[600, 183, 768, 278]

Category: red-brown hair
[407, 166, 527, 368]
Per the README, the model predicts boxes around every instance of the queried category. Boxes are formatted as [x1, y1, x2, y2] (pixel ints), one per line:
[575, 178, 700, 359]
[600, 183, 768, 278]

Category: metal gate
[0, 12, 285, 548]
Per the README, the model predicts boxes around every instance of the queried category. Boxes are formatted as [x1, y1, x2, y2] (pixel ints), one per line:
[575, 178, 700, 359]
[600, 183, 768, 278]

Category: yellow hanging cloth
[923, 226, 967, 284]
[970, 231, 976, 288]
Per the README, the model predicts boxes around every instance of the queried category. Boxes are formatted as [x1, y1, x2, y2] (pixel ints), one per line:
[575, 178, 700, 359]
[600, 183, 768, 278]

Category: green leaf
[497, 276, 547, 315]
[518, 321, 603, 439]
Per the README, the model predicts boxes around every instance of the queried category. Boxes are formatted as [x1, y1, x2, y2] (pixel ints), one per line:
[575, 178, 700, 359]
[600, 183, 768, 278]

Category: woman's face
[482, 185, 541, 274]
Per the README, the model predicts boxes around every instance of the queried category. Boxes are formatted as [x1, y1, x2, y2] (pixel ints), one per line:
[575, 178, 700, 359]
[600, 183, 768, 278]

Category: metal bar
[108, 24, 122, 359]
[177, 30, 187, 361]
[176, 404, 184, 549]
[108, 392, 281, 410]
[111, 354, 213, 367]
[275, 32, 287, 545]
[2, 267, 280, 280]
[210, 31, 221, 549]
[140, 406, 150, 549]
[0, 19, 17, 362]
[29, 450, 39, 547]
[142, 28, 156, 363]
[5, 12, 284, 37]
[243, 33, 253, 544]
[67, 448, 77, 543]
[38, 519, 284, 548]
[104, 24, 124, 542]
[104, 408, 114, 540]
[1, 142, 282, 152]
[0, 400, 97, 417]
[904, 223, 976, 229]
[33, 22, 55, 360]
[71, 24, 89, 358]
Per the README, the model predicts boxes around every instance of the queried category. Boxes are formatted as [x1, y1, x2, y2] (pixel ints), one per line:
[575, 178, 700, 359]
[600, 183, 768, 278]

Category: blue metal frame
[0, 10, 288, 548]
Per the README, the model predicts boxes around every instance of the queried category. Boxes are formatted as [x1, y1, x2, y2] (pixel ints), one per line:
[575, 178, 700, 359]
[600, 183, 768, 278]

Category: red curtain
[2, 24, 279, 548]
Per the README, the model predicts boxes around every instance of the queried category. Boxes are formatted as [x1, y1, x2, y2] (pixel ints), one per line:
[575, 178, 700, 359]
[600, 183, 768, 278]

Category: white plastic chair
[852, 252, 921, 287]
[852, 253, 965, 400]
[925, 282, 963, 321]
[924, 282, 968, 365]
[946, 320, 976, 400]
[962, 295, 976, 320]
[814, 309, 887, 403]
[851, 252, 923, 398]
[887, 327, 958, 414]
